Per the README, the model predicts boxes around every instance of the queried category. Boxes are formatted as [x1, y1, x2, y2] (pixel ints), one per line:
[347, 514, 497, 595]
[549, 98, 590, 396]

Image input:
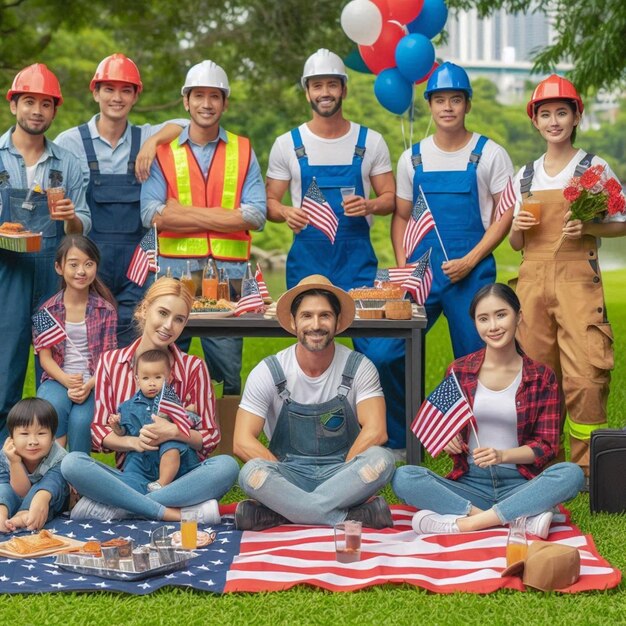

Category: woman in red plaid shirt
[393, 283, 584, 538]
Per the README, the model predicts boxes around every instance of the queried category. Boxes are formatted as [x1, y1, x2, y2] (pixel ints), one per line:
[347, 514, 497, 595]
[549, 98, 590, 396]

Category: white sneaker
[147, 481, 162, 492]
[412, 509, 464, 535]
[525, 511, 553, 539]
[71, 496, 130, 521]
[181, 499, 220, 524]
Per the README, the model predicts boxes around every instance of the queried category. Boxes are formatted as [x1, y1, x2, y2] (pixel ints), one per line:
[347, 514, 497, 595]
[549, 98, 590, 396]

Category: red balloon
[389, 0, 424, 24]
[359, 21, 406, 74]
[415, 60, 439, 85]
[370, 0, 391, 21]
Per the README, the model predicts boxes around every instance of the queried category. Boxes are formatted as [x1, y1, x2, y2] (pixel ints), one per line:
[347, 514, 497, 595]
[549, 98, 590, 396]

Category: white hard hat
[301, 49, 348, 88]
[181, 60, 230, 97]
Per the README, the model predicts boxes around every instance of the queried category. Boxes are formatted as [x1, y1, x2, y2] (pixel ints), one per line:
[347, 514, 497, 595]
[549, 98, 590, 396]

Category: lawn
[4, 242, 626, 625]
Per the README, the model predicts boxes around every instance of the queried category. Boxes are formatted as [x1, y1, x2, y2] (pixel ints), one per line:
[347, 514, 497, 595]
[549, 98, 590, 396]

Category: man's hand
[51, 198, 76, 222]
[342, 194, 371, 217]
[441, 255, 474, 283]
[2, 438, 21, 464]
[281, 205, 309, 234]
[135, 137, 158, 183]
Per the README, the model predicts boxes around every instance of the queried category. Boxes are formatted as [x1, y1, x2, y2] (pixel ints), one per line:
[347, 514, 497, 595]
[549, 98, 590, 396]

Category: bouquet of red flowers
[563, 164, 626, 220]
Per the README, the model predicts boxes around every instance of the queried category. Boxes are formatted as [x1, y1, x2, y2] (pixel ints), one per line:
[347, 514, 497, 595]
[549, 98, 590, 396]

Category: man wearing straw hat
[233, 275, 395, 531]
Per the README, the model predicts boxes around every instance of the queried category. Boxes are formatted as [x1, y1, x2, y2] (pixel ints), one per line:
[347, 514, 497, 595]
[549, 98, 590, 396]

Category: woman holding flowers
[509, 75, 626, 476]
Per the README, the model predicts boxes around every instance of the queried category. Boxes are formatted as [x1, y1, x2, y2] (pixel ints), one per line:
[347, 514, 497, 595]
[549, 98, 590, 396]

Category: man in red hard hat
[0, 63, 90, 441]
[55, 53, 187, 346]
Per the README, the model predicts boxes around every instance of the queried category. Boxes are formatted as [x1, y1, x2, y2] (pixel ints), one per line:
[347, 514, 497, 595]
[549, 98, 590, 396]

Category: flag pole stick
[153, 224, 159, 281]
[450, 369, 480, 447]
[418, 185, 449, 262]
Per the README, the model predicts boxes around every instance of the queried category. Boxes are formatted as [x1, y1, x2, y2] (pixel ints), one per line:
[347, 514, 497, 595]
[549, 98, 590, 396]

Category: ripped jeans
[238, 446, 396, 525]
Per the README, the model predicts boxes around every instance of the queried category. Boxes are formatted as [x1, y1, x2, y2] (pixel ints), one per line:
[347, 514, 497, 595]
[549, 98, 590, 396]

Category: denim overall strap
[520, 152, 595, 196]
[286, 125, 377, 291]
[336, 351, 364, 398]
[264, 355, 292, 403]
[127, 126, 142, 175]
[79, 123, 99, 174]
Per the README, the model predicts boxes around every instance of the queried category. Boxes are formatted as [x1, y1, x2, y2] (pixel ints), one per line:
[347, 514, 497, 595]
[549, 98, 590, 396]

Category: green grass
[7, 242, 626, 625]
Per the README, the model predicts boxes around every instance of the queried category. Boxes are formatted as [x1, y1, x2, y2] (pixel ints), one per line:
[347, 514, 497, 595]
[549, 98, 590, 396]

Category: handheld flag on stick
[410, 372, 476, 458]
[127, 226, 159, 286]
[255, 263, 270, 300]
[156, 384, 191, 437]
[32, 308, 67, 353]
[301, 179, 338, 243]
[403, 185, 436, 261]
[495, 177, 517, 222]
[235, 279, 265, 316]
[401, 249, 433, 306]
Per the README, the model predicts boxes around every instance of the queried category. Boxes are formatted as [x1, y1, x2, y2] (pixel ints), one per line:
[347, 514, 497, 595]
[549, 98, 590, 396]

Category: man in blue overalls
[0, 64, 91, 441]
[233, 275, 395, 531]
[55, 54, 186, 346]
[266, 49, 400, 447]
[388, 62, 514, 445]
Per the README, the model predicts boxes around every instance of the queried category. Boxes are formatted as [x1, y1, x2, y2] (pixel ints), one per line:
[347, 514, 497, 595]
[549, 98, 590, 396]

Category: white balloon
[341, 0, 383, 46]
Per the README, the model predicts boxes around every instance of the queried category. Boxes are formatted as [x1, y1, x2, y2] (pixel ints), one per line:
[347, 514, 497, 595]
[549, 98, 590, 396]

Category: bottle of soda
[202, 259, 218, 300]
[218, 267, 230, 301]
[181, 260, 196, 297]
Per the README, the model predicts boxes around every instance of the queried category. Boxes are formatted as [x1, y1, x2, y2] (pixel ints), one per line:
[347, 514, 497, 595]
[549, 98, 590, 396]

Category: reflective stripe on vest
[157, 131, 252, 260]
[564, 415, 608, 441]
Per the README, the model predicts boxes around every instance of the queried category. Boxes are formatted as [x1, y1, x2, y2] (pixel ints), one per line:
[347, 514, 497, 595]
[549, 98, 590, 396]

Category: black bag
[590, 429, 626, 513]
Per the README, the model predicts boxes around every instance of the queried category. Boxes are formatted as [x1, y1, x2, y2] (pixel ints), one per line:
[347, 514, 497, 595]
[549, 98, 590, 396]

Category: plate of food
[0, 529, 84, 558]
[190, 297, 235, 318]
[170, 530, 216, 548]
[0, 222, 42, 253]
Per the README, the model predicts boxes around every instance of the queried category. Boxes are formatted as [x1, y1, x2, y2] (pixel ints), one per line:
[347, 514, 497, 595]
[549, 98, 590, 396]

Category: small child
[0, 398, 69, 533]
[108, 349, 200, 492]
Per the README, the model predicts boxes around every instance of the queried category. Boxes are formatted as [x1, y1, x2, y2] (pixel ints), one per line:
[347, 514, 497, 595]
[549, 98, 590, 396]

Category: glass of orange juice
[522, 197, 541, 223]
[506, 517, 528, 566]
[180, 510, 198, 550]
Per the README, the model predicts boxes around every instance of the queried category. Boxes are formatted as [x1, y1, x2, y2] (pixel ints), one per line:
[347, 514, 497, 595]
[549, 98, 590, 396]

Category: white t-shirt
[396, 133, 514, 230]
[266, 121, 392, 212]
[240, 343, 383, 439]
[512, 149, 626, 223]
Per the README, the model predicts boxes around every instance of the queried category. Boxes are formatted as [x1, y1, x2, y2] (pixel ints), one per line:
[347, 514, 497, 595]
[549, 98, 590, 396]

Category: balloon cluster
[341, 0, 448, 114]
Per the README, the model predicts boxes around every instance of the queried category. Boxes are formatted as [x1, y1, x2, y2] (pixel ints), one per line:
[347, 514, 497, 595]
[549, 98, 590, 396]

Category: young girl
[0, 398, 68, 532]
[510, 75, 626, 475]
[35, 235, 117, 453]
[392, 284, 584, 538]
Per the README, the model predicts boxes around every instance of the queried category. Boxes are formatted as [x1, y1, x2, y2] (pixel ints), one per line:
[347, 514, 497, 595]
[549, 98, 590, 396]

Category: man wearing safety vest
[0, 64, 90, 441]
[265, 49, 401, 452]
[55, 54, 187, 347]
[141, 60, 266, 395]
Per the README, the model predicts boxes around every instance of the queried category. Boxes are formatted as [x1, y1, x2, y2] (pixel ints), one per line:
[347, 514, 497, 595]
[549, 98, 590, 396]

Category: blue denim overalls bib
[285, 126, 377, 291]
[266, 351, 363, 462]
[409, 135, 496, 357]
[79, 124, 146, 345]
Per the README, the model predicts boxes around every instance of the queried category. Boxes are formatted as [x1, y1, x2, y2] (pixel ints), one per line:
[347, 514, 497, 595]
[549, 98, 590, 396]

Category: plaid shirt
[445, 348, 561, 481]
[35, 290, 118, 383]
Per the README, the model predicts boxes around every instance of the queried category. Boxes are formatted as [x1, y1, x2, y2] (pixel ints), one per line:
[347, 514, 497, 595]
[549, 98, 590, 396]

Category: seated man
[233, 275, 396, 531]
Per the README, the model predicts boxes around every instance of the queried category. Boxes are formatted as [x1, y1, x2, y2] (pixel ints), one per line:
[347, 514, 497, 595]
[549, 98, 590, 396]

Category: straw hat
[275, 275, 356, 335]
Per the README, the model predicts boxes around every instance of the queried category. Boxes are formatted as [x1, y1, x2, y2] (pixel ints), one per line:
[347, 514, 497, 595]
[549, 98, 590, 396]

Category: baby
[108, 349, 199, 492]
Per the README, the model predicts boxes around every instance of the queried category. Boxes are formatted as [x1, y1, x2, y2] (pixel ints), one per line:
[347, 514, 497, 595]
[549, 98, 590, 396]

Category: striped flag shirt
[255, 263, 270, 300]
[92, 339, 218, 466]
[127, 227, 158, 286]
[403, 187, 436, 261]
[301, 179, 338, 243]
[411, 374, 476, 458]
[156, 383, 191, 438]
[401, 249, 433, 306]
[495, 176, 517, 222]
[32, 308, 67, 353]
[235, 279, 265, 316]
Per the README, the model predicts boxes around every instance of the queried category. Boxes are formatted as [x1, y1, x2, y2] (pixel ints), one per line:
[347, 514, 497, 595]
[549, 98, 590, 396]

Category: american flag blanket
[0, 505, 619, 595]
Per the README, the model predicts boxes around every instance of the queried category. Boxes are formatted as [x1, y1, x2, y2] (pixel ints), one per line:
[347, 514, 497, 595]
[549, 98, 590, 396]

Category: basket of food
[349, 286, 408, 320]
[0, 222, 42, 253]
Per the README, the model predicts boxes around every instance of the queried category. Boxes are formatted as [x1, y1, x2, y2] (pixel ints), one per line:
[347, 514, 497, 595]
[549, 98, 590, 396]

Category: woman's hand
[443, 434, 468, 456]
[473, 447, 502, 468]
[511, 210, 539, 232]
[139, 414, 180, 449]
[562, 210, 585, 239]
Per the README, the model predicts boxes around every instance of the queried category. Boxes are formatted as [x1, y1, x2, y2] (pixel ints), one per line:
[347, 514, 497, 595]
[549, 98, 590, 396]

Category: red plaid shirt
[35, 290, 118, 383]
[445, 348, 561, 481]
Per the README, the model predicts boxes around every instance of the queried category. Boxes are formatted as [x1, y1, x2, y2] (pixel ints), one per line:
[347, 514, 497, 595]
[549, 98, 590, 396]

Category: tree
[450, 0, 626, 94]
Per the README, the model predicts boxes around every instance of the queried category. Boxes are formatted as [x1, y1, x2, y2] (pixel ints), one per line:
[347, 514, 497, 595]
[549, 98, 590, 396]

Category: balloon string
[400, 114, 407, 153]
[409, 82, 416, 147]
[424, 115, 432, 140]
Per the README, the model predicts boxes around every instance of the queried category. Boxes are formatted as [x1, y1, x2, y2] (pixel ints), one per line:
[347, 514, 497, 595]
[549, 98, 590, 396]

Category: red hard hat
[6, 63, 63, 105]
[527, 74, 584, 119]
[90, 53, 143, 93]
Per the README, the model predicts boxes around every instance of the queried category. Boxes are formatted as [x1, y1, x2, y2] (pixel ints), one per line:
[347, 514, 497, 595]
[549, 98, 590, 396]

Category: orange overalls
[515, 188, 614, 474]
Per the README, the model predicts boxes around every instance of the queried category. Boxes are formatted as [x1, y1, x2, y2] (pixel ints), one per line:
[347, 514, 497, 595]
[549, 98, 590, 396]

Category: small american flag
[375, 264, 417, 286]
[235, 279, 265, 316]
[156, 383, 190, 437]
[127, 226, 158, 286]
[411, 373, 476, 458]
[401, 249, 433, 306]
[495, 177, 517, 222]
[255, 263, 270, 300]
[32, 308, 67, 353]
[302, 179, 338, 243]
[403, 187, 436, 261]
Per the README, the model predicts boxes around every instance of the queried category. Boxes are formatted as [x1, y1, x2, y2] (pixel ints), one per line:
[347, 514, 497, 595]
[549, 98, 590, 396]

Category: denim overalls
[79, 124, 146, 346]
[0, 153, 64, 435]
[285, 125, 377, 291]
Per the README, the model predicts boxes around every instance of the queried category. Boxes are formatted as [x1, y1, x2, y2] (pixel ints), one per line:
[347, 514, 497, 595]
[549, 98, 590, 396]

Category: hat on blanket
[501, 541, 580, 591]
[276, 275, 355, 335]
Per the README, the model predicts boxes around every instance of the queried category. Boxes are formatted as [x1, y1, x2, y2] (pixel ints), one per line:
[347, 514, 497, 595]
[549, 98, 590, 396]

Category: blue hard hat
[423, 62, 473, 100]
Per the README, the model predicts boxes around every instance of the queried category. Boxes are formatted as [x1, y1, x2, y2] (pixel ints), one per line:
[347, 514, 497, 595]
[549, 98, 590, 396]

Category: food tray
[0, 231, 42, 253]
[0, 532, 84, 559]
[55, 547, 198, 581]
[354, 299, 387, 309]
[189, 310, 234, 318]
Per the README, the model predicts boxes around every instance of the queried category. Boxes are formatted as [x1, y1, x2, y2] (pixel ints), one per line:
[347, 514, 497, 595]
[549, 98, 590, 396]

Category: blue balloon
[395, 34, 435, 83]
[374, 68, 413, 115]
[408, 0, 448, 39]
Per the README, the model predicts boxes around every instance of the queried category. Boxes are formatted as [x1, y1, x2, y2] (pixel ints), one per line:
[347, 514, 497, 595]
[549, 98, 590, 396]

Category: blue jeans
[392, 461, 584, 523]
[0, 473, 69, 519]
[37, 379, 94, 453]
[238, 446, 396, 525]
[61, 452, 239, 520]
